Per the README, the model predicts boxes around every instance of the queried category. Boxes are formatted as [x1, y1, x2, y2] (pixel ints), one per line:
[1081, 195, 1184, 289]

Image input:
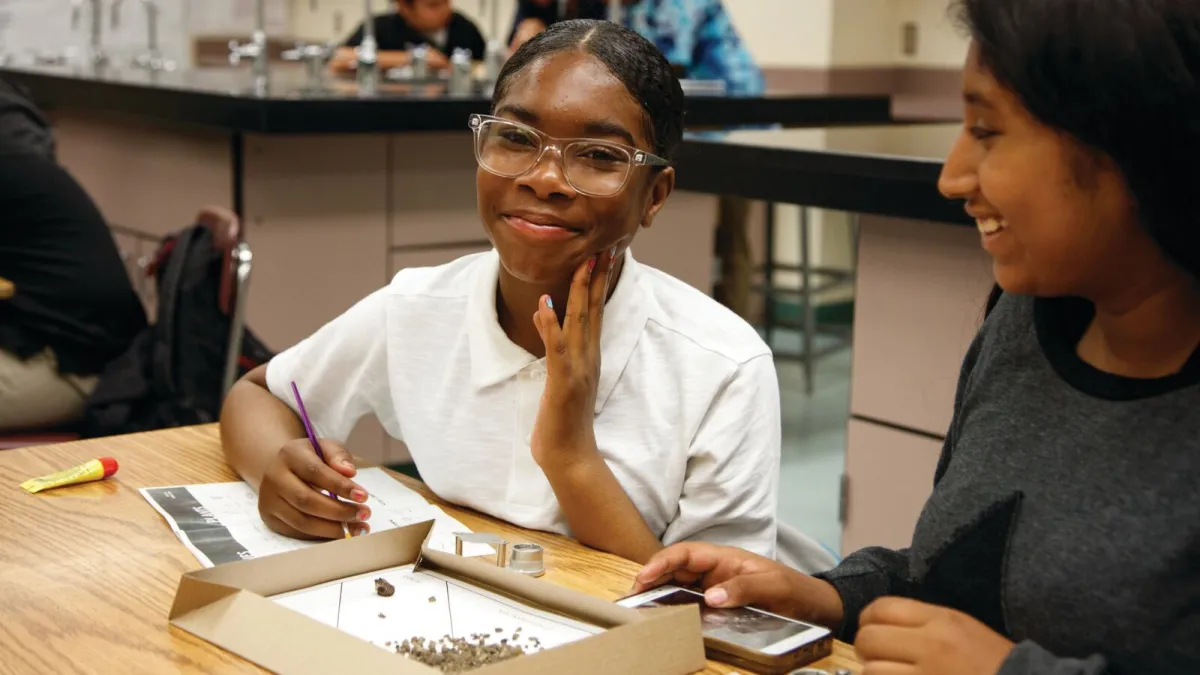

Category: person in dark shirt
[329, 0, 486, 75]
[0, 86, 146, 432]
[630, 1, 1200, 674]
[0, 78, 54, 160]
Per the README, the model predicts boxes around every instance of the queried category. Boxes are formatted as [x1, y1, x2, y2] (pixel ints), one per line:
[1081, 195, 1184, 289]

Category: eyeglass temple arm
[637, 152, 671, 167]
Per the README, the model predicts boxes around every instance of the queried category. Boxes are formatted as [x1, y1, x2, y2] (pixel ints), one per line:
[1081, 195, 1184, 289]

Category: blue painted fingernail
[545, 296, 554, 309]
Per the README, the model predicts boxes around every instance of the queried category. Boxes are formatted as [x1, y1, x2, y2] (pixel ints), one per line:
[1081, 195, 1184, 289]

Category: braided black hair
[492, 19, 685, 161]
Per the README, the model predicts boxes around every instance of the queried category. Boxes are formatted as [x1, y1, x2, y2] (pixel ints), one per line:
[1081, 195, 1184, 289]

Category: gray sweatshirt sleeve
[812, 318, 990, 642]
[813, 546, 916, 641]
[1000, 613, 1200, 675]
[999, 642, 1108, 675]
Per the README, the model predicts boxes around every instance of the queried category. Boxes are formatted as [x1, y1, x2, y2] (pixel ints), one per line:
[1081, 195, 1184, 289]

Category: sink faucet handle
[229, 39, 264, 65]
[111, 0, 123, 30]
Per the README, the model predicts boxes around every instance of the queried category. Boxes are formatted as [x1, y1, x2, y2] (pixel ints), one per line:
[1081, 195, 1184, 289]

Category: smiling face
[938, 43, 1153, 299]
[476, 50, 674, 286]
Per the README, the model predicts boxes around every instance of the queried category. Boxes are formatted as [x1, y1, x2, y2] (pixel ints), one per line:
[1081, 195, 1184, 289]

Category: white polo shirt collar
[465, 249, 649, 414]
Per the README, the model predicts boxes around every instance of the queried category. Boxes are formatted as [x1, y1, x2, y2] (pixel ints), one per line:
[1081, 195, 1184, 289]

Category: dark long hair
[956, 0, 1200, 283]
[492, 19, 685, 161]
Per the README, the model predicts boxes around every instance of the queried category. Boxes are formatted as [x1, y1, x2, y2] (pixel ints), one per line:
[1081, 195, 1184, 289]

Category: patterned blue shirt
[511, 0, 765, 96]
[624, 0, 765, 96]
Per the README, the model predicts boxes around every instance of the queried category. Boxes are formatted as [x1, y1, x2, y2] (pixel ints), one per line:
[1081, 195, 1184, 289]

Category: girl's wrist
[533, 435, 602, 476]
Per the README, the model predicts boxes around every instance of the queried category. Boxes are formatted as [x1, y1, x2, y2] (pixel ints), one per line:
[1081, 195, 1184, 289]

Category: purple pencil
[290, 381, 351, 539]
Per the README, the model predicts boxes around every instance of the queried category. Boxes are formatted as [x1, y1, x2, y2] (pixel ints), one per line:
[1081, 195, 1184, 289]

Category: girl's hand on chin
[529, 245, 619, 470]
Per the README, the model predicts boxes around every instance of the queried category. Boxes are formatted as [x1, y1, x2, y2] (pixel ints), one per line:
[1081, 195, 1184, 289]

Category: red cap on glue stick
[98, 457, 119, 478]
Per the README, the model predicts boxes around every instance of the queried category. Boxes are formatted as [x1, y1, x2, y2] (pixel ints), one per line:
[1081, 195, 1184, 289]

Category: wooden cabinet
[841, 419, 943, 555]
[850, 215, 993, 436]
[842, 215, 993, 553]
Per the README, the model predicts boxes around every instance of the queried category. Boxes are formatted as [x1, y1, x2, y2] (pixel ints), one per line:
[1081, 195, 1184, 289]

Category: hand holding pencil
[290, 382, 355, 539]
[252, 383, 372, 540]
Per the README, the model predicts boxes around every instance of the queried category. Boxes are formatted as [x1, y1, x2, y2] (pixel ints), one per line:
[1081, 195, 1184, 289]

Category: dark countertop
[0, 63, 895, 134]
[674, 124, 971, 225]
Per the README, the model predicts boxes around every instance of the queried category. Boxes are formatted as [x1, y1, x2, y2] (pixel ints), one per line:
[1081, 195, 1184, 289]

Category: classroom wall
[723, 0, 835, 68]
[829, 0, 897, 67]
[894, 0, 968, 68]
[724, 0, 966, 71]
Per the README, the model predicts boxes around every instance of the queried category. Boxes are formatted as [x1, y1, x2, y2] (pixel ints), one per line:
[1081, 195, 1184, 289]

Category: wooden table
[0, 425, 862, 674]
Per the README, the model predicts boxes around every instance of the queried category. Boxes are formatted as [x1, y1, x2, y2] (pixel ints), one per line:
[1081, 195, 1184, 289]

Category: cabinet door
[242, 134, 389, 352]
[850, 215, 993, 436]
[841, 418, 943, 556]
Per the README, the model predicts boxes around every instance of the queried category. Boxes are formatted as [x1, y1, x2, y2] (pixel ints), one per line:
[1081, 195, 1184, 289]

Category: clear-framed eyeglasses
[469, 114, 670, 198]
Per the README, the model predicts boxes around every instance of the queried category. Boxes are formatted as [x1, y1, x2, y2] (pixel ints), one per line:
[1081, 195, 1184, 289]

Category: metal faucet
[71, 0, 109, 66]
[483, 0, 506, 82]
[283, 42, 335, 88]
[448, 48, 472, 95]
[114, 0, 174, 71]
[356, 0, 379, 94]
[229, 0, 269, 78]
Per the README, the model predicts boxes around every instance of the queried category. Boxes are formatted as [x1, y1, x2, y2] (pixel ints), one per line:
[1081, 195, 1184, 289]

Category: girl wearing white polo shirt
[220, 19, 781, 564]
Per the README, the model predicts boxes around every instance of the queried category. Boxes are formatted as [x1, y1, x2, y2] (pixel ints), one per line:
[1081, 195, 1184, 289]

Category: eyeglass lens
[476, 119, 633, 196]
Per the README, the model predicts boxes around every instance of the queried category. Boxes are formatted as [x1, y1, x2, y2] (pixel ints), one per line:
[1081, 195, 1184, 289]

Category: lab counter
[675, 124, 972, 225]
[0, 63, 895, 133]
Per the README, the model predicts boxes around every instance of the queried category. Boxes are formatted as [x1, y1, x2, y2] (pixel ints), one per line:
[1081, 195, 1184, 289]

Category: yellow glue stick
[20, 457, 119, 494]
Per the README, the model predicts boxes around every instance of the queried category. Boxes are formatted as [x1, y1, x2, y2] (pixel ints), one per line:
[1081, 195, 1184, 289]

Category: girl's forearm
[540, 448, 664, 563]
[219, 366, 304, 489]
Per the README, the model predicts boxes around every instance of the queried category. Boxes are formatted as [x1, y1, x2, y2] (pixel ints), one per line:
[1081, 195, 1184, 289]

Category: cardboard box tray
[169, 520, 708, 674]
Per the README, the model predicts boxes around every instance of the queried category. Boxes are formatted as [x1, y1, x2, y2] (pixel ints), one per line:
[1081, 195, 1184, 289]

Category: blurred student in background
[509, 0, 764, 318]
[330, 0, 486, 75]
[0, 80, 146, 433]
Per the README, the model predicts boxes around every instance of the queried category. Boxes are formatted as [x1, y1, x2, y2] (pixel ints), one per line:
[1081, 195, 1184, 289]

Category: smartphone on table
[618, 585, 833, 674]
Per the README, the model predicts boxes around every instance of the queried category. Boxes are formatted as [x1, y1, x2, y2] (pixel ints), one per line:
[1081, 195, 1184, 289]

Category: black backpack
[80, 223, 273, 437]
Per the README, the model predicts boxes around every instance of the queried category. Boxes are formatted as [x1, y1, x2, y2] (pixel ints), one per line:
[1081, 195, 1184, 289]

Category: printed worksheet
[272, 564, 601, 653]
[141, 468, 495, 567]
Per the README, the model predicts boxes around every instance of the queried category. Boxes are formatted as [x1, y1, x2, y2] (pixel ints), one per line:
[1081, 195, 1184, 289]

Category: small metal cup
[507, 543, 545, 577]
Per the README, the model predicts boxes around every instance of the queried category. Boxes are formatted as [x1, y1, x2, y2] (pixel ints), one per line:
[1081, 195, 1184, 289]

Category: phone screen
[638, 588, 817, 652]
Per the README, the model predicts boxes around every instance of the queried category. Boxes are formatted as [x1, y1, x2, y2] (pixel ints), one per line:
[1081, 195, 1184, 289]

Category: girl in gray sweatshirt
[631, 1, 1200, 673]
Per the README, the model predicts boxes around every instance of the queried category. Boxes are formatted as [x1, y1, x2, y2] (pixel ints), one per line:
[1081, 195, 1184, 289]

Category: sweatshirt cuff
[812, 551, 902, 643]
[998, 640, 1108, 675]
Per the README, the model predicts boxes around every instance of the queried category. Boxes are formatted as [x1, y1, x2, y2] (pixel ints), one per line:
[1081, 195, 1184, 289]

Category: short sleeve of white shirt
[265, 288, 400, 443]
[661, 352, 780, 555]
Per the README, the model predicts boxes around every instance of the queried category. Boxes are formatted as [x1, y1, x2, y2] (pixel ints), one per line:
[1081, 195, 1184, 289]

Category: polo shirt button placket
[508, 363, 551, 507]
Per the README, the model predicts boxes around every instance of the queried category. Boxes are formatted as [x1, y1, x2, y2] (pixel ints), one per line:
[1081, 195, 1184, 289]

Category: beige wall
[829, 0, 896, 67]
[724, 0, 966, 70]
[724, 0, 835, 68]
[894, 0, 968, 68]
